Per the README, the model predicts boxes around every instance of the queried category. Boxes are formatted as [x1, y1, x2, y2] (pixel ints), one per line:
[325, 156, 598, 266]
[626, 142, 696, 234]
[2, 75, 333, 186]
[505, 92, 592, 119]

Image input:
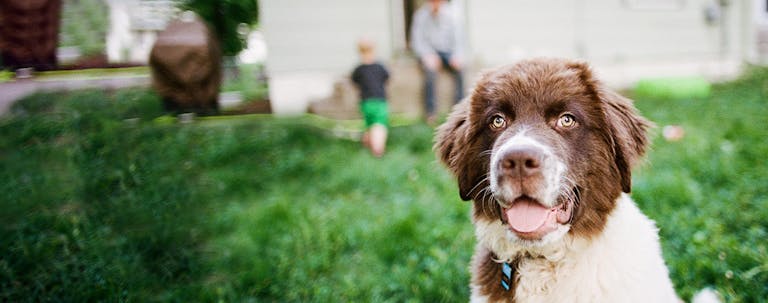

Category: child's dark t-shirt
[351, 63, 389, 101]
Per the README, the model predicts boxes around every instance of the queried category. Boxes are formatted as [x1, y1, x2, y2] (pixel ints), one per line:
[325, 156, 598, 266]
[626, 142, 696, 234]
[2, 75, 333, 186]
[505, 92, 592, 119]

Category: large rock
[149, 17, 221, 114]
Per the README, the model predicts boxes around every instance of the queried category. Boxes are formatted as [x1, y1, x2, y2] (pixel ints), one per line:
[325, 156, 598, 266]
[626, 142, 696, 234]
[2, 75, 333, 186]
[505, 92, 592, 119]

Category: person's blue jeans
[423, 51, 464, 117]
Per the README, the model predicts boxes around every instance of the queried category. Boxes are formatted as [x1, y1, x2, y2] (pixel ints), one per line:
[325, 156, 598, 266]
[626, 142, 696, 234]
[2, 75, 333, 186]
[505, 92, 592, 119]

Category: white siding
[261, 0, 392, 74]
[106, 0, 176, 63]
[261, 0, 756, 114]
[261, 0, 393, 114]
[467, 0, 752, 76]
[467, 1, 579, 65]
[580, 0, 720, 62]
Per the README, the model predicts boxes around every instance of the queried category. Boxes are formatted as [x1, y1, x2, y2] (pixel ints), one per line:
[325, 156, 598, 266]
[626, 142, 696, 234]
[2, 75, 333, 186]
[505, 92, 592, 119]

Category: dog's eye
[490, 115, 506, 130]
[557, 114, 577, 128]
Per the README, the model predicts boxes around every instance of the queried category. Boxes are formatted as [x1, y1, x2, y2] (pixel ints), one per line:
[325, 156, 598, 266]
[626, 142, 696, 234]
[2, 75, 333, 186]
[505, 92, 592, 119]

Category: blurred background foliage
[58, 0, 259, 59]
[60, 0, 109, 57]
[178, 0, 259, 56]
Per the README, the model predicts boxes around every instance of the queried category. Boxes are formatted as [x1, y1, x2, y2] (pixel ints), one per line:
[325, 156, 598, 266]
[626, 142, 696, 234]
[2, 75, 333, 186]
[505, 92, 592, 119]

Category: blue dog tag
[501, 262, 512, 291]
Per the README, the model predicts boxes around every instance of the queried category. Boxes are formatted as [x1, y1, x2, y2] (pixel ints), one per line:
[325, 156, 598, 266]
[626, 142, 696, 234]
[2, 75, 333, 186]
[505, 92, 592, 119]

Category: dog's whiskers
[466, 174, 490, 198]
[478, 149, 494, 158]
[558, 175, 580, 224]
[464, 174, 500, 219]
[478, 186, 497, 217]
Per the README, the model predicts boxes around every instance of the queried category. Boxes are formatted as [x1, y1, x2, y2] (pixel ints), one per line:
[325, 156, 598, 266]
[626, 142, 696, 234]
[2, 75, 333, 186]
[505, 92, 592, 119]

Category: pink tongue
[505, 199, 557, 233]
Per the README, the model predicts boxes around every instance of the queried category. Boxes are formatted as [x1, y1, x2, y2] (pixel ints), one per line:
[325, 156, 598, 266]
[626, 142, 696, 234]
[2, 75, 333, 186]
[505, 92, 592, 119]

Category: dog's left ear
[567, 61, 651, 193]
[599, 88, 652, 193]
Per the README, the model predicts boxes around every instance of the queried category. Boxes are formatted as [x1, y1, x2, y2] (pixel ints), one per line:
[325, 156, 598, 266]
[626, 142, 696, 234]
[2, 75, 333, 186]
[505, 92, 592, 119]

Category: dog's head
[435, 58, 651, 245]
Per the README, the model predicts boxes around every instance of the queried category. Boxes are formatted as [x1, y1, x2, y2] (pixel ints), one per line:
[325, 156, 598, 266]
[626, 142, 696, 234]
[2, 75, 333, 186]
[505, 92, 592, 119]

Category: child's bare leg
[369, 124, 387, 157]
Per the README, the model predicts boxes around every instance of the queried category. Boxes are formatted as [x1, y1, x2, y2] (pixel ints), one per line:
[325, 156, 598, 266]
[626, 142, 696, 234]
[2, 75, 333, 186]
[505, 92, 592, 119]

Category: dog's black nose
[501, 147, 544, 178]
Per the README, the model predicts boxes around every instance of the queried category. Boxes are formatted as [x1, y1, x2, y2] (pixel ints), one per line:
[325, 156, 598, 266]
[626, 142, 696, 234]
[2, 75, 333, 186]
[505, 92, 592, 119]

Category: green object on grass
[634, 76, 711, 99]
[0, 70, 12, 83]
[153, 115, 177, 125]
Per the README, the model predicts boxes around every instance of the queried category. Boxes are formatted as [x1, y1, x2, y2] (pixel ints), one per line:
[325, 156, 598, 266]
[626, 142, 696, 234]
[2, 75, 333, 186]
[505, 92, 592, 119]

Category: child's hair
[357, 37, 375, 55]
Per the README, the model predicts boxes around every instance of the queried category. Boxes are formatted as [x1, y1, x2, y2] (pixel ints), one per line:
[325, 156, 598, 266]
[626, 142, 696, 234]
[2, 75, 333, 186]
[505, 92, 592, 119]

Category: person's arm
[381, 64, 389, 83]
[351, 66, 361, 86]
[410, 8, 439, 62]
[449, 3, 466, 69]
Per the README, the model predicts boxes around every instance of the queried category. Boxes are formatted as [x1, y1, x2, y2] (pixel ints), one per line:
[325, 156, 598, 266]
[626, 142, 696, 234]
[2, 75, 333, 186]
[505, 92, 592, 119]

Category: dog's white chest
[513, 251, 603, 303]
[475, 195, 680, 303]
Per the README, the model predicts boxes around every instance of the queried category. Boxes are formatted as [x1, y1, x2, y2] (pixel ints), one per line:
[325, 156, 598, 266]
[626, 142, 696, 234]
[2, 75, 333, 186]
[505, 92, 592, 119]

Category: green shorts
[361, 98, 389, 128]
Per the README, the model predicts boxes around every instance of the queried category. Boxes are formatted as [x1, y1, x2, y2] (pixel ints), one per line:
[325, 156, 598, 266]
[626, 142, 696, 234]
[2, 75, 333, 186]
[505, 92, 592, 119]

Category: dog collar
[501, 262, 513, 291]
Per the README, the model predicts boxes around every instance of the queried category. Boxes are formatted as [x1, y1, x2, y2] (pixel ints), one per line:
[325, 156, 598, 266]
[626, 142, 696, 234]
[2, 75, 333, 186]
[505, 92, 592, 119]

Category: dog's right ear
[598, 88, 652, 193]
[434, 100, 484, 201]
[567, 60, 651, 193]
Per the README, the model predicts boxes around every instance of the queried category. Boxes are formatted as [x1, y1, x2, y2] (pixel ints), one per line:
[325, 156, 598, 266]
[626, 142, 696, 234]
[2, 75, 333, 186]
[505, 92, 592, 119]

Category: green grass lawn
[1, 67, 767, 302]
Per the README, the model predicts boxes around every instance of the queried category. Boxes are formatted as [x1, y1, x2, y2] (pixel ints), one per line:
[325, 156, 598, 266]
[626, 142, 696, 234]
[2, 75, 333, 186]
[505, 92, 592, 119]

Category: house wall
[261, 0, 393, 115]
[106, 0, 176, 64]
[579, 1, 721, 61]
[466, 0, 755, 86]
[262, 0, 759, 115]
[467, 1, 580, 66]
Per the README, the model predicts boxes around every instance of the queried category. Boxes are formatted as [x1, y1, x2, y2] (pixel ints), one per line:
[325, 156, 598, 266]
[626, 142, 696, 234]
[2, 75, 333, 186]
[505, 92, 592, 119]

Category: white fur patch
[471, 194, 680, 303]
[489, 129, 567, 208]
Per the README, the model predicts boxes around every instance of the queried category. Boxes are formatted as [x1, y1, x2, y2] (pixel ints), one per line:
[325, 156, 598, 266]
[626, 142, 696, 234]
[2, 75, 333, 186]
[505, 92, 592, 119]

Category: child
[351, 38, 390, 157]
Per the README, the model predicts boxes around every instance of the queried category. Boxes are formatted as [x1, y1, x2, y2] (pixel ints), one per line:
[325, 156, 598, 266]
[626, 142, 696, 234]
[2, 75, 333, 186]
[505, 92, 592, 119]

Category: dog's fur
[435, 58, 679, 302]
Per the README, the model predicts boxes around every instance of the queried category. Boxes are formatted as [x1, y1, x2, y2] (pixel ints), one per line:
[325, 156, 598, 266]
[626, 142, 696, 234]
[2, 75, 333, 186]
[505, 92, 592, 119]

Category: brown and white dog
[435, 58, 680, 302]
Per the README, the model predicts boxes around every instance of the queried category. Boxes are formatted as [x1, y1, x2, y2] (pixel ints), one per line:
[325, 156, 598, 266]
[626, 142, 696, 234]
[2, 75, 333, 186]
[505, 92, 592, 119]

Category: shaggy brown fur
[434, 58, 651, 301]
